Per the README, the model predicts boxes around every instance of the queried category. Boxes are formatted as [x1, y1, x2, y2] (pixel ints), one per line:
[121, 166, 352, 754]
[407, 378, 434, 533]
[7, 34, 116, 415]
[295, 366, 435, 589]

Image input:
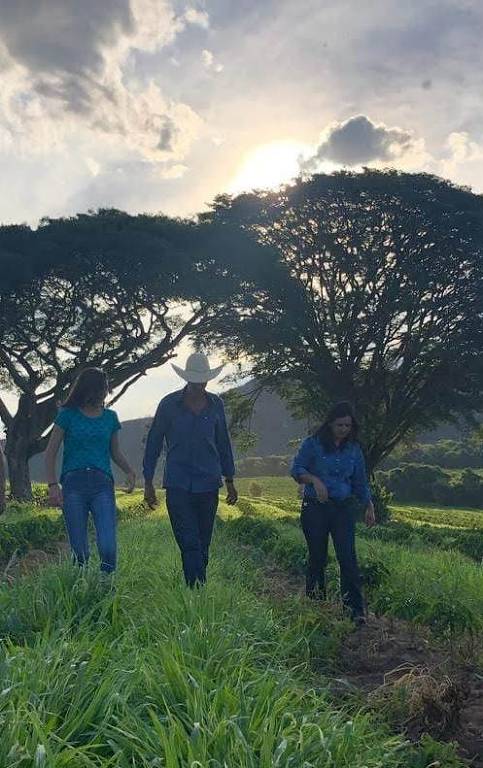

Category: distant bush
[248, 481, 263, 498]
[382, 437, 483, 470]
[378, 464, 483, 508]
[236, 455, 290, 477]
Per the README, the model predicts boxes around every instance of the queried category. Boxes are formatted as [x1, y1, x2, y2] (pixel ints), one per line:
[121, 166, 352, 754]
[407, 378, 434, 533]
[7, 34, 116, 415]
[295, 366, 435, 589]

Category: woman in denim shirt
[291, 401, 375, 625]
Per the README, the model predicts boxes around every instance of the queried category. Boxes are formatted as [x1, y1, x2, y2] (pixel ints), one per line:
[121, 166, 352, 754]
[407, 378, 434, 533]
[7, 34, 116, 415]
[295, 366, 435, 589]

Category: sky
[1, 0, 483, 420]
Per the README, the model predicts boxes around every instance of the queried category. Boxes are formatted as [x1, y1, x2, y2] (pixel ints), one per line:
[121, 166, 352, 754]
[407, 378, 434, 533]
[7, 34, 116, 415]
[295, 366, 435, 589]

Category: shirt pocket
[200, 413, 217, 444]
[345, 453, 356, 478]
[315, 454, 328, 477]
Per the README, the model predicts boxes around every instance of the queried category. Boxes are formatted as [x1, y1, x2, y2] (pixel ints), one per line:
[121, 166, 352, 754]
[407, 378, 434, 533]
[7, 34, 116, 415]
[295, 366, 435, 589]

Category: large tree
[0, 209, 273, 500]
[0, 443, 5, 513]
[203, 170, 483, 471]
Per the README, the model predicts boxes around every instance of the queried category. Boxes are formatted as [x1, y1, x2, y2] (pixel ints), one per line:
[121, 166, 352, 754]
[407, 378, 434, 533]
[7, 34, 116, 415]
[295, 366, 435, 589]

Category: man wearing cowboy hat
[143, 352, 238, 587]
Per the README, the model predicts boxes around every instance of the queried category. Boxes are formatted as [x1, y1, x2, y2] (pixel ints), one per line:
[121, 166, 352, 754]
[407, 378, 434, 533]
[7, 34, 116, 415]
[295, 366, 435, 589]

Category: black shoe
[352, 614, 367, 627]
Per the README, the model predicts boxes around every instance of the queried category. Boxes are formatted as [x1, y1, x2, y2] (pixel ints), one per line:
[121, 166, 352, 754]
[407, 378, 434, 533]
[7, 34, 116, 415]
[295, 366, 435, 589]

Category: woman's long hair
[314, 401, 359, 452]
[62, 368, 108, 409]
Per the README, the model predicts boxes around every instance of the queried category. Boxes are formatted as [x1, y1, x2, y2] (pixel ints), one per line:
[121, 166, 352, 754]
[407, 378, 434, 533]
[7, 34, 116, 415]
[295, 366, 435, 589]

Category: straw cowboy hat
[172, 352, 224, 383]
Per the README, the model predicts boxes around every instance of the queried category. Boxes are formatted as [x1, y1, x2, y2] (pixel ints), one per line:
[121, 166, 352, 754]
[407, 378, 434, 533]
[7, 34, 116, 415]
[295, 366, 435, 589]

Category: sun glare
[228, 140, 310, 194]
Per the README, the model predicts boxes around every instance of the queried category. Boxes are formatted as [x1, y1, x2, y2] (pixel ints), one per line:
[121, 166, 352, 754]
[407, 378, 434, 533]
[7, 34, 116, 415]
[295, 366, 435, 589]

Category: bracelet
[48, 482, 59, 487]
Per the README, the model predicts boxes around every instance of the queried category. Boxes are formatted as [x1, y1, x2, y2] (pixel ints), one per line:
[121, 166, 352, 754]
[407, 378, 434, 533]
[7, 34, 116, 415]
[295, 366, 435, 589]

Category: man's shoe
[353, 614, 367, 628]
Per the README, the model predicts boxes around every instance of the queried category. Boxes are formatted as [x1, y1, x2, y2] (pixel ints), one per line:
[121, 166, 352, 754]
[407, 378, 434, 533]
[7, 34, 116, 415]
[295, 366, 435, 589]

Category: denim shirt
[291, 437, 371, 504]
[143, 388, 236, 492]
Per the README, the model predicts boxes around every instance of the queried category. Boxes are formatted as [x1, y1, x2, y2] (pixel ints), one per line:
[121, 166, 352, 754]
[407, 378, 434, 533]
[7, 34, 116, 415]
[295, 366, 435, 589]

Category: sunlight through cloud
[228, 140, 312, 194]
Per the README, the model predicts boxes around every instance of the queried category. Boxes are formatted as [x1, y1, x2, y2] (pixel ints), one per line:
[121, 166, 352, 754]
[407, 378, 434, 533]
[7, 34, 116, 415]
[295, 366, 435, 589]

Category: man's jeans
[301, 496, 364, 617]
[62, 468, 117, 573]
[165, 488, 219, 587]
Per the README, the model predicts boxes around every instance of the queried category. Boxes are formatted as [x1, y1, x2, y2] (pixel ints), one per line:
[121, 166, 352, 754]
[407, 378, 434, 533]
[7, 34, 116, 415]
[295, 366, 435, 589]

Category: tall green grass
[0, 512, 454, 767]
[224, 510, 483, 642]
[391, 503, 483, 529]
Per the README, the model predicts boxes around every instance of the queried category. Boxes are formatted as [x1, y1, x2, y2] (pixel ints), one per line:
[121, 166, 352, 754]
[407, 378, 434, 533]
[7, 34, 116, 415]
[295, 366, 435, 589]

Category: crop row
[220, 513, 483, 640]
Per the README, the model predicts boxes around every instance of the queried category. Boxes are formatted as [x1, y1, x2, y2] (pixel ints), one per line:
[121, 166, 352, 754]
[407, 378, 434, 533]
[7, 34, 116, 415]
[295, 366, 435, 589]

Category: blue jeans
[62, 468, 117, 573]
[301, 497, 364, 617]
[165, 488, 218, 587]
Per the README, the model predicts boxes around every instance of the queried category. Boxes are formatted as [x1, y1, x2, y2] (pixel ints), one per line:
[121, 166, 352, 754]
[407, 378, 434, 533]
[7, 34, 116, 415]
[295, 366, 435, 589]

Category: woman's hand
[125, 469, 136, 493]
[48, 483, 63, 508]
[365, 501, 376, 527]
[312, 477, 328, 503]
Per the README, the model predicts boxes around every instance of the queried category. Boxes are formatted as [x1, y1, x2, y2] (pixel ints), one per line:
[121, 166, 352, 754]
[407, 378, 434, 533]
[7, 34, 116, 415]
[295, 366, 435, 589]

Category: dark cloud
[0, 0, 133, 76]
[0, 1, 203, 162]
[0, 0, 133, 113]
[302, 115, 416, 169]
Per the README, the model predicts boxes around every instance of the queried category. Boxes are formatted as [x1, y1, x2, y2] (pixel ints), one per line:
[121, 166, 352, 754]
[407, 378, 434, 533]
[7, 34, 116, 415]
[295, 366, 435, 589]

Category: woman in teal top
[45, 368, 135, 575]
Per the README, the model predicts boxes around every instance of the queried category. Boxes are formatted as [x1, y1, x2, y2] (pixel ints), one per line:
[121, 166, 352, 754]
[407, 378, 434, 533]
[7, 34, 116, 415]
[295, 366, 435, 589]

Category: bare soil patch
[1, 540, 69, 584]
[258, 561, 483, 766]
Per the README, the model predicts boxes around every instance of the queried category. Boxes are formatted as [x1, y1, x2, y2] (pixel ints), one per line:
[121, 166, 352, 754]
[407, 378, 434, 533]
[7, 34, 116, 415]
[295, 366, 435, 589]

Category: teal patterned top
[55, 407, 121, 480]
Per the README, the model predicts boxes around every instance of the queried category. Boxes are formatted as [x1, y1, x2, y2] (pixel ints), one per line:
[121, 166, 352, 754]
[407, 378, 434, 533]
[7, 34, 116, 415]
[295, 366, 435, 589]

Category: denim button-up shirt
[143, 388, 236, 492]
[291, 437, 371, 504]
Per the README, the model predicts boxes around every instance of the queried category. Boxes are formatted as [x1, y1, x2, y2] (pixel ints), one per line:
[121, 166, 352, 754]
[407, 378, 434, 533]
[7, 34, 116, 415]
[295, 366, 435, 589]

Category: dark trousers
[62, 468, 117, 573]
[301, 497, 364, 617]
[165, 488, 219, 587]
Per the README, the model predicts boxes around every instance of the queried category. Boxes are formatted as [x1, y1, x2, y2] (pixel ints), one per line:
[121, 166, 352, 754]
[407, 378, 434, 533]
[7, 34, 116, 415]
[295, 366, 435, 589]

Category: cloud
[201, 49, 224, 74]
[184, 7, 209, 29]
[439, 131, 483, 190]
[0, 0, 134, 79]
[0, 0, 206, 163]
[302, 115, 420, 170]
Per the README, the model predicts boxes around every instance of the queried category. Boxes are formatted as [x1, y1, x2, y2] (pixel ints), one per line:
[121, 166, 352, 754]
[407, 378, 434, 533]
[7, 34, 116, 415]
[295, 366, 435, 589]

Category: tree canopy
[0, 209, 277, 499]
[203, 170, 483, 469]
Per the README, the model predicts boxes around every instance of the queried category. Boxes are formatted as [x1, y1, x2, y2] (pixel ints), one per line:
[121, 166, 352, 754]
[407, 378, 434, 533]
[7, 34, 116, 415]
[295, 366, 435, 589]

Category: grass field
[236, 476, 483, 527]
[0, 482, 481, 765]
[1, 510, 458, 768]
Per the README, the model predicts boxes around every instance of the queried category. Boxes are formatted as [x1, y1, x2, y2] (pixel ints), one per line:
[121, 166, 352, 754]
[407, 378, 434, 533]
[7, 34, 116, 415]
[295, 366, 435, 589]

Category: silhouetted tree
[0, 209, 274, 498]
[203, 170, 483, 470]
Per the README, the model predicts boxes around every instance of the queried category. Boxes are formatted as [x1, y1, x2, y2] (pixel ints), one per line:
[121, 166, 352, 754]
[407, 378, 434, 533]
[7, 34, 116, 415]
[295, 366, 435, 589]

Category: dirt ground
[0, 540, 70, 584]
[260, 562, 483, 767]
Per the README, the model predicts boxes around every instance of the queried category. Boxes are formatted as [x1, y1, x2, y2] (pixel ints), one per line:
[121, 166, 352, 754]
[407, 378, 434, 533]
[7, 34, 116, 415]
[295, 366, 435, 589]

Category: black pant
[301, 497, 364, 617]
[165, 488, 219, 587]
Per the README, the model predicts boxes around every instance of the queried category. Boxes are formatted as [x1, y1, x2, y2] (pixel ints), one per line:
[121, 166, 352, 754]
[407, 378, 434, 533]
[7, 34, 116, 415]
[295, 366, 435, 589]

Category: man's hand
[312, 477, 328, 503]
[144, 482, 158, 509]
[48, 483, 63, 508]
[225, 480, 238, 505]
[365, 501, 376, 527]
[125, 470, 136, 493]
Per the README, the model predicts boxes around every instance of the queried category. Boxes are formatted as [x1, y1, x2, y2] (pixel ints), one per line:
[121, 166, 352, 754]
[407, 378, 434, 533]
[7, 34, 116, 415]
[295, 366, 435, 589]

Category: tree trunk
[6, 437, 32, 501]
[0, 443, 6, 513]
[4, 393, 55, 501]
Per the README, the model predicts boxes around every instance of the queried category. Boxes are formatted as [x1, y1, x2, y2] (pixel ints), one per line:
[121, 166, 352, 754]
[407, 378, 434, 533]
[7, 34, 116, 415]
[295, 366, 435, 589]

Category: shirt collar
[174, 386, 217, 407]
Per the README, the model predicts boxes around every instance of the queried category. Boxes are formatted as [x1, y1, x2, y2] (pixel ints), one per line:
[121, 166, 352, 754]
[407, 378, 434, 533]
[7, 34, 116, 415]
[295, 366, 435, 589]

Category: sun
[228, 140, 310, 194]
